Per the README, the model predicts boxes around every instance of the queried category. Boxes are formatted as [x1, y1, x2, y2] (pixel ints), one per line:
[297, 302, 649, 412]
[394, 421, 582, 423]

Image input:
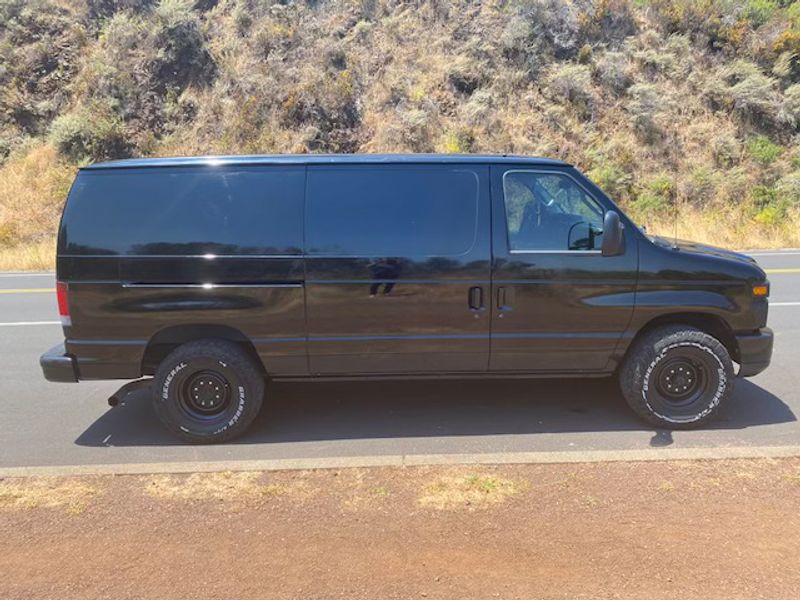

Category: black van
[40, 154, 773, 443]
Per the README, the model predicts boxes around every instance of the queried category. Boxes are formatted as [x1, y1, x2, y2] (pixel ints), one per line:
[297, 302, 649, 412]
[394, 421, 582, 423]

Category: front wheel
[619, 325, 734, 429]
[153, 339, 264, 443]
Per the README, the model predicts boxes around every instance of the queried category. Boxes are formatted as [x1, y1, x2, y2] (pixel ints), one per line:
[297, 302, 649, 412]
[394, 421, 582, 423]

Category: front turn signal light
[752, 284, 769, 297]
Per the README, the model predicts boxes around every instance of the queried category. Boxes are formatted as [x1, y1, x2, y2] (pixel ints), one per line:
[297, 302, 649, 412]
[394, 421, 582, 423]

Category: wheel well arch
[628, 312, 740, 363]
[141, 324, 265, 376]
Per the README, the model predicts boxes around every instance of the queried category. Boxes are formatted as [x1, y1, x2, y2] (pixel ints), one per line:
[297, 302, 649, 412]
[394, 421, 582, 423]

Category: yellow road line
[765, 268, 800, 274]
[0, 288, 55, 294]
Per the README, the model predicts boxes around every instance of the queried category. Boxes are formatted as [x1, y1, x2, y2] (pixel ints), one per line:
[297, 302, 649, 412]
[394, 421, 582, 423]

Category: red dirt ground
[2, 458, 800, 599]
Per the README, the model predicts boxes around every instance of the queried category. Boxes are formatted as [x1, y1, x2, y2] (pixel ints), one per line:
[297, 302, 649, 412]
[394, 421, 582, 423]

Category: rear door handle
[468, 286, 484, 311]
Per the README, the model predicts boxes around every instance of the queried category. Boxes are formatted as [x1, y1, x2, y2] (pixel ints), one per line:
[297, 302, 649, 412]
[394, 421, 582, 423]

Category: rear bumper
[40, 344, 79, 383]
[736, 328, 773, 377]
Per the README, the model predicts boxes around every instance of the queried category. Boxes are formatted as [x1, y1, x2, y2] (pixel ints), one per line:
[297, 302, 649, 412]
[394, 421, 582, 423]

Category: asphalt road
[1, 252, 799, 470]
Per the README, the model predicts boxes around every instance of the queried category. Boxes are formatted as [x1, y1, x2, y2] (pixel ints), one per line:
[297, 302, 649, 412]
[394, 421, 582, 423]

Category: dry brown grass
[144, 471, 265, 501]
[644, 206, 800, 249]
[143, 471, 312, 503]
[0, 478, 99, 514]
[418, 472, 522, 510]
[0, 143, 74, 270]
[0, 239, 55, 271]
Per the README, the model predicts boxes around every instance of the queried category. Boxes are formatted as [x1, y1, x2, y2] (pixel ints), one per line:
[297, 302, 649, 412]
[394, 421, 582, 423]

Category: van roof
[83, 154, 571, 170]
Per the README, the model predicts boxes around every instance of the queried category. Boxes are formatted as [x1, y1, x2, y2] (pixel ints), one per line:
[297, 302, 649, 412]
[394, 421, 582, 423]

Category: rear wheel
[152, 339, 264, 443]
[619, 325, 734, 429]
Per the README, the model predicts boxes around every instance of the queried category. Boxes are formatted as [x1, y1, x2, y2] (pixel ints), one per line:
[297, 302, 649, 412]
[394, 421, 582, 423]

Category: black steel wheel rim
[653, 357, 707, 406]
[180, 370, 231, 418]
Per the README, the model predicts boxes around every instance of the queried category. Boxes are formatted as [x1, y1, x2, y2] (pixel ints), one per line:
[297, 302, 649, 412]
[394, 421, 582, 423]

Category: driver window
[503, 171, 605, 251]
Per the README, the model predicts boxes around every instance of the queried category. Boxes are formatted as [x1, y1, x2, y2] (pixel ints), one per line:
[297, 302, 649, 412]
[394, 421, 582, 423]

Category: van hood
[649, 235, 763, 270]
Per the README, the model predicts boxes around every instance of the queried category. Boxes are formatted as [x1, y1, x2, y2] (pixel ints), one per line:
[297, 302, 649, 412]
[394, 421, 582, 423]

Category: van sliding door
[304, 164, 492, 374]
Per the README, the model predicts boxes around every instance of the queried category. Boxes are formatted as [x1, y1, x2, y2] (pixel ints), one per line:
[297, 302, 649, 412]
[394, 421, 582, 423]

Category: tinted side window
[60, 166, 304, 255]
[503, 171, 604, 251]
[306, 166, 479, 256]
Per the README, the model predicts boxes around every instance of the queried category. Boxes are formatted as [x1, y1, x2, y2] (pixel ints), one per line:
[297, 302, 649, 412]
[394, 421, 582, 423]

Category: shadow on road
[74, 377, 795, 448]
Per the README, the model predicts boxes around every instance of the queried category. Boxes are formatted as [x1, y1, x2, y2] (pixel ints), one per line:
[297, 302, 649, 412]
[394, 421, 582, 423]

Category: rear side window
[60, 166, 304, 255]
[306, 166, 479, 256]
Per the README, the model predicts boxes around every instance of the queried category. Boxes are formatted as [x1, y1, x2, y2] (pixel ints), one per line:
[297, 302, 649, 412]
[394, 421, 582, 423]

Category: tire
[152, 339, 264, 443]
[619, 325, 734, 429]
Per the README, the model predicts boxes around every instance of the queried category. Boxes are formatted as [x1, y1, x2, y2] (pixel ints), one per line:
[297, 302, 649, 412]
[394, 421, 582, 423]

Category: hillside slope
[2, 0, 800, 268]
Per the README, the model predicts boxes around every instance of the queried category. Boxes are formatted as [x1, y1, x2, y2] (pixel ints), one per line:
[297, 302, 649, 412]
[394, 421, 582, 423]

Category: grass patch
[144, 471, 265, 501]
[658, 481, 675, 492]
[144, 471, 312, 502]
[419, 473, 522, 510]
[0, 239, 55, 271]
[0, 479, 98, 514]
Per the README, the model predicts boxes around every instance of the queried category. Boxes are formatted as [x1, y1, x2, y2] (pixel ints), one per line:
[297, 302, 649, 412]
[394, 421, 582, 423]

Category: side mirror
[601, 210, 624, 257]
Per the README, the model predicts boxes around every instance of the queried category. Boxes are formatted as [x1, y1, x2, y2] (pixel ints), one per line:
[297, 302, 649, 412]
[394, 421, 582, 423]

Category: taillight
[56, 281, 71, 326]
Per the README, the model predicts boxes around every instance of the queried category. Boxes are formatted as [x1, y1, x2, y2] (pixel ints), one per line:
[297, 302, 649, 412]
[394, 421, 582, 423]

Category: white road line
[771, 302, 800, 306]
[0, 272, 54, 278]
[0, 321, 60, 327]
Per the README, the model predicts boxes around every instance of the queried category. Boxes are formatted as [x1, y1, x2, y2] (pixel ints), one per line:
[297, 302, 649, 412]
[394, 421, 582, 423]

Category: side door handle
[468, 286, 484, 311]
[496, 286, 513, 312]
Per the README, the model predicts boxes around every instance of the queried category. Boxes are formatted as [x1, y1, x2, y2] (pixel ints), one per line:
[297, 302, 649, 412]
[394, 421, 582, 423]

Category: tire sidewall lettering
[161, 362, 188, 402]
[641, 341, 727, 424]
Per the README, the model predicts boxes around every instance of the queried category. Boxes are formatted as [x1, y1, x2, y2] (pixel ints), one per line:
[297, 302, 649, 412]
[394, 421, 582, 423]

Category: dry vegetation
[0, 477, 99, 513]
[3, 0, 800, 269]
[418, 472, 523, 509]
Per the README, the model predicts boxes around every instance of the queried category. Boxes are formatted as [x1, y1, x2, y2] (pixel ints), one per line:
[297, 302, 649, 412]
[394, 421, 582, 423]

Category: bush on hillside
[711, 133, 742, 168]
[151, 0, 216, 91]
[708, 60, 780, 127]
[593, 51, 632, 94]
[547, 63, 594, 118]
[627, 83, 665, 142]
[746, 135, 783, 165]
[782, 83, 800, 126]
[49, 105, 130, 162]
[500, 0, 582, 76]
[0, 0, 85, 134]
[631, 174, 675, 218]
[579, 0, 638, 44]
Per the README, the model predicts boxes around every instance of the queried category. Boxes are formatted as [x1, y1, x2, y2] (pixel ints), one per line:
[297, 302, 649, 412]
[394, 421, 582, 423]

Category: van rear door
[304, 163, 491, 374]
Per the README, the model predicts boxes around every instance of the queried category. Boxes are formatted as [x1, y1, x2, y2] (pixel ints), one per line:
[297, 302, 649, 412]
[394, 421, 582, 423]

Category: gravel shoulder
[2, 458, 800, 599]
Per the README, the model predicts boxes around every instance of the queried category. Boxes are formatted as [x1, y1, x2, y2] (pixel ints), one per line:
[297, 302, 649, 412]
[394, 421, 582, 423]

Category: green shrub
[627, 83, 664, 142]
[684, 166, 717, 205]
[441, 128, 475, 153]
[586, 161, 631, 201]
[775, 171, 800, 207]
[712, 134, 741, 168]
[49, 105, 130, 162]
[593, 51, 631, 94]
[709, 60, 779, 126]
[782, 83, 800, 127]
[580, 0, 637, 44]
[500, 0, 582, 76]
[630, 174, 675, 218]
[743, 0, 779, 28]
[746, 135, 783, 165]
[547, 63, 593, 117]
[750, 179, 795, 225]
[152, 0, 217, 90]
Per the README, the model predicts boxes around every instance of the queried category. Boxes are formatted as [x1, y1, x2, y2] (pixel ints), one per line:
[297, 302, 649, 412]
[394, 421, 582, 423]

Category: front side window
[503, 171, 604, 251]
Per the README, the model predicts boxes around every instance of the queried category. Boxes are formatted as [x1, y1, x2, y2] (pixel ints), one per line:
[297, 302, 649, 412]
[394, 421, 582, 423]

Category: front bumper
[736, 328, 774, 377]
[40, 343, 79, 383]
